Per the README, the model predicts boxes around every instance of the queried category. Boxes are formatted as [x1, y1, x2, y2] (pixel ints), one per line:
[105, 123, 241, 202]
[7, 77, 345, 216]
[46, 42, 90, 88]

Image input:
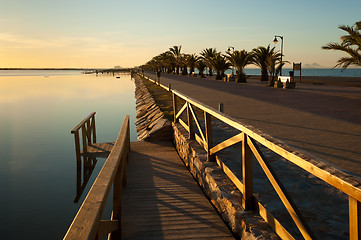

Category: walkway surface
[145, 71, 361, 178]
[121, 141, 234, 240]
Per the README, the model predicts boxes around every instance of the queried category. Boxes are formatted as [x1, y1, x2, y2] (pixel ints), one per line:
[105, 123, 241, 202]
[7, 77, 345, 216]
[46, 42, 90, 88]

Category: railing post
[92, 115, 96, 143]
[242, 132, 254, 210]
[172, 92, 177, 123]
[218, 103, 224, 113]
[81, 125, 88, 154]
[86, 120, 91, 144]
[204, 112, 214, 161]
[74, 131, 82, 202]
[187, 103, 194, 139]
[74, 131, 81, 163]
[350, 196, 361, 240]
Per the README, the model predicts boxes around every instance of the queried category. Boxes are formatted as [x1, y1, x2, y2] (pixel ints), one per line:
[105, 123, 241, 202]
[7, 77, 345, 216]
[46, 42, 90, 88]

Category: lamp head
[273, 37, 278, 44]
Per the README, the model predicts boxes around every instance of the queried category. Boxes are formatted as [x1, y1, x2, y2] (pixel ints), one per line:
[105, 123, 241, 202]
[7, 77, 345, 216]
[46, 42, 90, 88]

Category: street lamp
[273, 35, 284, 76]
[227, 46, 235, 76]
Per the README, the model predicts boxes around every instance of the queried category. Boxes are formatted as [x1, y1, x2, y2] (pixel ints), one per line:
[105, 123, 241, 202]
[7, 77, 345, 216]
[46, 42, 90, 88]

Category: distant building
[114, 65, 122, 69]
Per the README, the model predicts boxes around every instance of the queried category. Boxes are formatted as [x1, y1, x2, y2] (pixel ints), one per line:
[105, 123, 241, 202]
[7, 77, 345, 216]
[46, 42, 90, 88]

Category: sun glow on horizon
[0, 0, 360, 68]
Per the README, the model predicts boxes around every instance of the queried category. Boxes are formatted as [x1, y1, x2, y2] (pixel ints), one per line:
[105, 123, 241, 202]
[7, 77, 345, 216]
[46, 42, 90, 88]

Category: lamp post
[227, 46, 235, 76]
[273, 35, 284, 76]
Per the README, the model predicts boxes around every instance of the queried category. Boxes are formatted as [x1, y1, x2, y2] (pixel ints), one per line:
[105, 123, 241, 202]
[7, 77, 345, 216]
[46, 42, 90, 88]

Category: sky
[0, 0, 360, 68]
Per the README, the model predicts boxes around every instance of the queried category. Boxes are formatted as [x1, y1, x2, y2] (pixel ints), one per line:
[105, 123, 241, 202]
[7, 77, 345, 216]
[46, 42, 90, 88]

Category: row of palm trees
[142, 45, 284, 86]
[142, 21, 361, 84]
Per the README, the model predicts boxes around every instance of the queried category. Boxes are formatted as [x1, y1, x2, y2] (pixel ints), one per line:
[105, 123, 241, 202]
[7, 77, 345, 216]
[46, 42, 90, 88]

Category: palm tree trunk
[261, 67, 268, 81]
[182, 66, 188, 75]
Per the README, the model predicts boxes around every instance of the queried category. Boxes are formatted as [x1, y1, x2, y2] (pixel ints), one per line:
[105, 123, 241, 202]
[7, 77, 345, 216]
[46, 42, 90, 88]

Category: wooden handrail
[71, 112, 96, 133]
[64, 115, 130, 240]
[139, 71, 361, 240]
[172, 89, 361, 202]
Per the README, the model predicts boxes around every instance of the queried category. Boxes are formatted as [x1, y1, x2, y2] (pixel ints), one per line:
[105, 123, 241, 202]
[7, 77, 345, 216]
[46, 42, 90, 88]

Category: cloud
[0, 32, 126, 51]
[0, 31, 159, 67]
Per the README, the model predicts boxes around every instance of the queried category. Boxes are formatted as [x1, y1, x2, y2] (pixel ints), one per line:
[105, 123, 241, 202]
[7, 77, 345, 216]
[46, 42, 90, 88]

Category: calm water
[0, 70, 137, 239]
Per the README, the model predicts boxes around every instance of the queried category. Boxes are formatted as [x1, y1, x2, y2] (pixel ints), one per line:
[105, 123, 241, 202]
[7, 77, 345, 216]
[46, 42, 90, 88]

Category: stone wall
[134, 75, 172, 141]
[172, 122, 280, 240]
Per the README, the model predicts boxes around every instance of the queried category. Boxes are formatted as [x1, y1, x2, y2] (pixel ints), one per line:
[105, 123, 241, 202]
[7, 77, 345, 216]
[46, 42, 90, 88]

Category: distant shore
[1, 68, 360, 87]
[0, 68, 88, 70]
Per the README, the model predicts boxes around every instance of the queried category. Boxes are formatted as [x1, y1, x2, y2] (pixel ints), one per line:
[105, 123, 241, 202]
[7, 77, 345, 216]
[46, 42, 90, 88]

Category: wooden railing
[71, 112, 97, 163]
[139, 72, 361, 240]
[64, 115, 130, 240]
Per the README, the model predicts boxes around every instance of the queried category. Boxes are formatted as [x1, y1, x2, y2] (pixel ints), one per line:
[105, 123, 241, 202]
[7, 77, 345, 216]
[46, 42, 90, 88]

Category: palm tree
[187, 53, 200, 75]
[200, 48, 217, 76]
[157, 51, 176, 73]
[322, 21, 361, 69]
[266, 51, 283, 86]
[208, 52, 230, 80]
[226, 50, 252, 83]
[180, 54, 189, 75]
[196, 60, 207, 78]
[251, 45, 274, 82]
[169, 45, 182, 74]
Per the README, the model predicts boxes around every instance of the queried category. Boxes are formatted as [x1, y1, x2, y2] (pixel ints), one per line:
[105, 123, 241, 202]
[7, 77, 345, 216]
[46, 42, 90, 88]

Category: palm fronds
[322, 21, 361, 69]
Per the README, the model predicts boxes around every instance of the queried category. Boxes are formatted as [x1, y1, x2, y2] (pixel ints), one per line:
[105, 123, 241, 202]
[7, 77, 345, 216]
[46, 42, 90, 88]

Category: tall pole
[280, 36, 283, 76]
[273, 36, 284, 76]
[227, 46, 234, 76]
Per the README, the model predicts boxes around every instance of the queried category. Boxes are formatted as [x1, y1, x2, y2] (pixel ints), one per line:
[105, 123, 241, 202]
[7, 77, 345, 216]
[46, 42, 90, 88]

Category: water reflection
[74, 156, 97, 203]
[0, 71, 137, 240]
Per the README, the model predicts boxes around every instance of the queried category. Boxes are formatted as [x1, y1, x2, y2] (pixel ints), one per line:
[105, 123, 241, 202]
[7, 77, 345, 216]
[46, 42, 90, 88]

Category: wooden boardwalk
[83, 142, 114, 157]
[120, 141, 234, 240]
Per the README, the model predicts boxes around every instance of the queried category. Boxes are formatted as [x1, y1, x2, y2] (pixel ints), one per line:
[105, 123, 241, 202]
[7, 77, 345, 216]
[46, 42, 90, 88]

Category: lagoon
[0, 70, 136, 239]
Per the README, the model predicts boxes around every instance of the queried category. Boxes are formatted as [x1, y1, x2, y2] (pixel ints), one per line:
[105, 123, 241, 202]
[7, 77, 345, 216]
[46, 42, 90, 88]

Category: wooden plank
[204, 112, 213, 161]
[71, 112, 96, 133]
[215, 156, 243, 194]
[195, 133, 207, 150]
[91, 115, 96, 143]
[178, 119, 189, 132]
[81, 125, 88, 153]
[189, 104, 206, 143]
[98, 220, 119, 238]
[210, 133, 243, 155]
[83, 142, 114, 155]
[73, 131, 81, 163]
[121, 141, 234, 240]
[86, 120, 92, 144]
[350, 196, 361, 240]
[64, 115, 130, 240]
[187, 103, 194, 139]
[255, 199, 295, 240]
[242, 133, 253, 210]
[175, 102, 187, 120]
[247, 136, 315, 240]
[172, 92, 177, 122]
